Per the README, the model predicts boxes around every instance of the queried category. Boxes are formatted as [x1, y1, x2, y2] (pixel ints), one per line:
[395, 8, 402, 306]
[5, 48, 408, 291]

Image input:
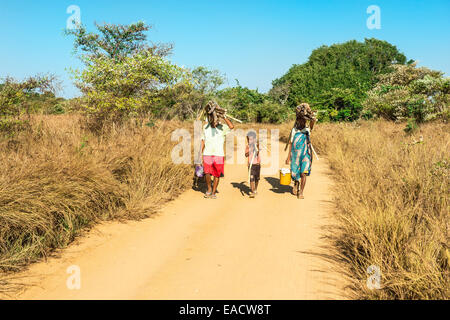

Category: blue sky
[1, 0, 449, 98]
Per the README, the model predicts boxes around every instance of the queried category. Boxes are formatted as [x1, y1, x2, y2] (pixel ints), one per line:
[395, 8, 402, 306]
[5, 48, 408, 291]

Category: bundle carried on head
[295, 103, 316, 121]
[205, 100, 227, 127]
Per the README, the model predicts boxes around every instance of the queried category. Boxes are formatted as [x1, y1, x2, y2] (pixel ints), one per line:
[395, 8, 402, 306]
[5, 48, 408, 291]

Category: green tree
[314, 88, 363, 122]
[158, 66, 225, 120]
[0, 75, 58, 136]
[0, 75, 57, 119]
[65, 21, 172, 60]
[214, 84, 292, 123]
[216, 85, 266, 122]
[272, 38, 408, 120]
[67, 22, 185, 129]
[363, 62, 449, 122]
[71, 49, 185, 127]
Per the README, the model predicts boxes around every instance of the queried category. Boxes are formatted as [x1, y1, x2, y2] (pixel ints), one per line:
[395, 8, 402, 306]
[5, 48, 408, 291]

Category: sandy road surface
[15, 143, 348, 300]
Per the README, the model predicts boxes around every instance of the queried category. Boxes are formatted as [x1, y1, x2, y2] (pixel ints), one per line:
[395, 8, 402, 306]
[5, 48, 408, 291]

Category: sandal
[204, 192, 212, 198]
[210, 194, 217, 199]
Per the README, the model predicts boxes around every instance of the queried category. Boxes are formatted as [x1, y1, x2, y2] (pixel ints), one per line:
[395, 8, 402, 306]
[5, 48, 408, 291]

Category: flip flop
[204, 192, 212, 198]
[210, 194, 217, 199]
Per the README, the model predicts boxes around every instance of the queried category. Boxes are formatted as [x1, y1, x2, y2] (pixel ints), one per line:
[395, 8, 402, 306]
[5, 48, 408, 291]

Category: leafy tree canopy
[66, 22, 186, 129]
[363, 62, 449, 122]
[156, 66, 226, 120]
[271, 38, 409, 120]
[0, 75, 58, 118]
[65, 21, 173, 60]
[215, 85, 292, 123]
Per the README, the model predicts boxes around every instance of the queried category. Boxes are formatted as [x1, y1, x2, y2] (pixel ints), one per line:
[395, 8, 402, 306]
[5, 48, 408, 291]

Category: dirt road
[15, 144, 348, 300]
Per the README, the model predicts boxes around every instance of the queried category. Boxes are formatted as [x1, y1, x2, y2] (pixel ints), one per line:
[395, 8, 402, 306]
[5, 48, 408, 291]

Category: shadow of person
[264, 177, 292, 194]
[192, 179, 207, 193]
[192, 177, 220, 194]
[231, 181, 251, 196]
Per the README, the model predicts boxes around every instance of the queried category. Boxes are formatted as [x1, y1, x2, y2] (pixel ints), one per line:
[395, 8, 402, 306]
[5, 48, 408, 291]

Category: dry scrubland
[279, 120, 449, 299]
[0, 115, 449, 299]
[0, 115, 192, 294]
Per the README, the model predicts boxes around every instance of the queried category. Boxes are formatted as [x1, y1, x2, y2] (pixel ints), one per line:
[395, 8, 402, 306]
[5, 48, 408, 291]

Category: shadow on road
[192, 177, 220, 195]
[231, 181, 251, 196]
[264, 177, 292, 194]
[192, 176, 207, 193]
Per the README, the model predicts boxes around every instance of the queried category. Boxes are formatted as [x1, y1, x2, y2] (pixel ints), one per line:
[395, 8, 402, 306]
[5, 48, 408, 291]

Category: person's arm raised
[224, 117, 234, 130]
[310, 119, 316, 131]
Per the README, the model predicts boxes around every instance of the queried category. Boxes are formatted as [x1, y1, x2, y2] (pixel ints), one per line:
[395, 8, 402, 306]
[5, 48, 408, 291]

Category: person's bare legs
[293, 180, 299, 195]
[212, 177, 220, 195]
[250, 181, 256, 194]
[299, 173, 307, 199]
[205, 174, 212, 194]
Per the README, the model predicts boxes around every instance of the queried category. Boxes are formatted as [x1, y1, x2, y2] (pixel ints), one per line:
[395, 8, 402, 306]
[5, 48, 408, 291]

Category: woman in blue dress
[285, 103, 317, 199]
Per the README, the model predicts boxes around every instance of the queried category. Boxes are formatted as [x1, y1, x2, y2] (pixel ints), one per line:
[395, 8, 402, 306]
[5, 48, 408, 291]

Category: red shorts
[203, 155, 224, 178]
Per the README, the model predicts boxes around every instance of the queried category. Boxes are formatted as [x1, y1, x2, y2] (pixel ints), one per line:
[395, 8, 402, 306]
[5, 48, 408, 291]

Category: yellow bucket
[279, 168, 292, 186]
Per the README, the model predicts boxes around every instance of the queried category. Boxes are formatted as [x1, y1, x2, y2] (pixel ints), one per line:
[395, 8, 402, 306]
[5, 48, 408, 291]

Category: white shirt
[201, 123, 231, 157]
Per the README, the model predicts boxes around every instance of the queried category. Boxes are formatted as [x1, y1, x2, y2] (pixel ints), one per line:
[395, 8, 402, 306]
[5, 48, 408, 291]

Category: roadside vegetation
[0, 115, 193, 264]
[280, 120, 449, 299]
[0, 115, 192, 297]
[0, 21, 448, 299]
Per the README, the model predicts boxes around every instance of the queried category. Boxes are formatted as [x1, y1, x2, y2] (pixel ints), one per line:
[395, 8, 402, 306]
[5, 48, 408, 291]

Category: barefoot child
[245, 131, 261, 198]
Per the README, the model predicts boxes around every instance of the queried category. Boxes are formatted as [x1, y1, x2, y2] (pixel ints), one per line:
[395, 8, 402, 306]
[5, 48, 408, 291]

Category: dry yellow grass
[278, 120, 449, 299]
[1, 115, 448, 299]
[0, 115, 192, 291]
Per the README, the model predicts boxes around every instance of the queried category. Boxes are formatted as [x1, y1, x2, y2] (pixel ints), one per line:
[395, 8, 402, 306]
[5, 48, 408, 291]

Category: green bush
[0, 75, 57, 119]
[47, 103, 66, 115]
[404, 118, 419, 133]
[216, 85, 266, 122]
[253, 100, 293, 124]
[67, 22, 187, 130]
[0, 119, 30, 138]
[313, 88, 363, 122]
[363, 63, 450, 123]
[155, 66, 225, 120]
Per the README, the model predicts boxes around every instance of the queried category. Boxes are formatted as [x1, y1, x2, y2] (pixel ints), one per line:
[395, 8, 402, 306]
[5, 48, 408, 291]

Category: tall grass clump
[280, 120, 449, 299]
[0, 115, 191, 277]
